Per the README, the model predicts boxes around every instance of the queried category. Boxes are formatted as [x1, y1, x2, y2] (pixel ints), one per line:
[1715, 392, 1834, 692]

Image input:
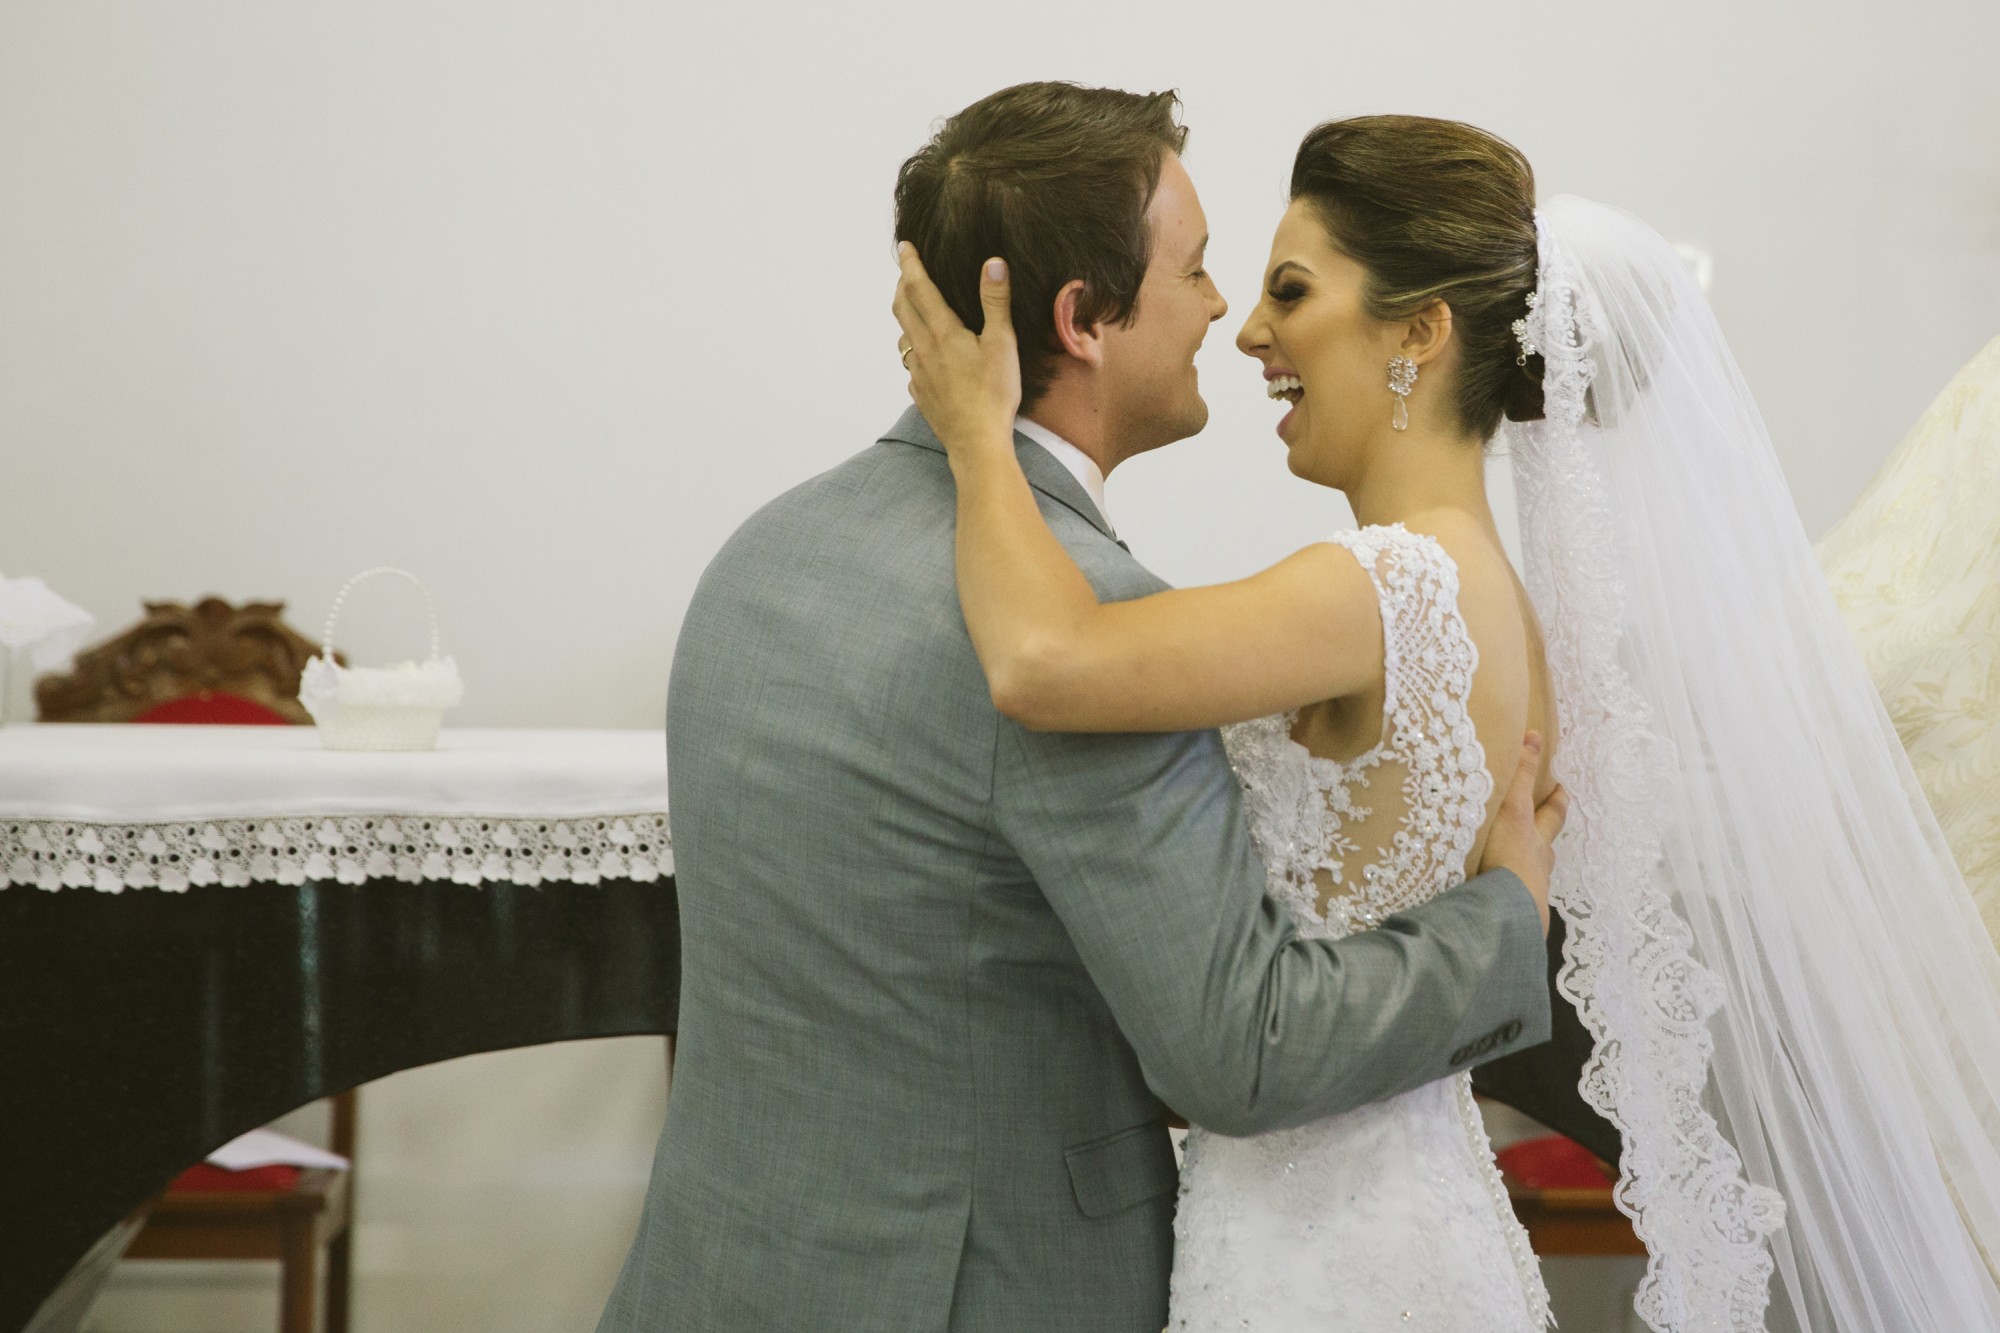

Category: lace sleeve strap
[1322, 524, 1479, 723]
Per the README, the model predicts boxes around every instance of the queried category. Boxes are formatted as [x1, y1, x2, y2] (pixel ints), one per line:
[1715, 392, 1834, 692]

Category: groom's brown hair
[895, 82, 1186, 410]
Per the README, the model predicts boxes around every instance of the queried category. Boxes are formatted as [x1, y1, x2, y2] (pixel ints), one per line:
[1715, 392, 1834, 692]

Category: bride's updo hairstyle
[1289, 115, 1544, 437]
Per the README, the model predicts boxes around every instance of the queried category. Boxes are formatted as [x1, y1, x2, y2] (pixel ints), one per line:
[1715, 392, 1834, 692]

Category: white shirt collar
[1013, 416, 1111, 533]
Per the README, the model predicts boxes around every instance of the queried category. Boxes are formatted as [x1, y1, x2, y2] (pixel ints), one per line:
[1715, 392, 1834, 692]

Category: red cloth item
[131, 692, 292, 726]
[167, 1162, 303, 1193]
[1495, 1134, 1616, 1190]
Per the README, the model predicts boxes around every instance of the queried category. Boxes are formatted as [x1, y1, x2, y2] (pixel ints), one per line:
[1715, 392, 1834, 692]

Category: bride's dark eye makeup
[1264, 261, 1311, 305]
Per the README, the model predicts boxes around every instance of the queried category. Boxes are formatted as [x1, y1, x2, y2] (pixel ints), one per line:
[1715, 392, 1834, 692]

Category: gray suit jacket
[597, 409, 1550, 1332]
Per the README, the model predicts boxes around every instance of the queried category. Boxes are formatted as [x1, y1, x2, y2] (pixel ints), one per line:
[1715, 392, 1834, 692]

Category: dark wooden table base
[0, 876, 679, 1333]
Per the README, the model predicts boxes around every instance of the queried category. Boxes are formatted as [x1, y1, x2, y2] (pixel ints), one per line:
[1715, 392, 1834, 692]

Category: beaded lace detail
[0, 813, 672, 892]
[1167, 525, 1551, 1332]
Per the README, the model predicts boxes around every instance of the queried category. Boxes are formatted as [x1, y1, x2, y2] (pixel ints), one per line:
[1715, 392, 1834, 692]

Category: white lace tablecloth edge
[0, 811, 674, 893]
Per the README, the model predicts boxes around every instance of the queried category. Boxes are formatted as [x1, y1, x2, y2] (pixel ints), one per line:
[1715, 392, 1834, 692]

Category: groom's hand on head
[1478, 733, 1566, 936]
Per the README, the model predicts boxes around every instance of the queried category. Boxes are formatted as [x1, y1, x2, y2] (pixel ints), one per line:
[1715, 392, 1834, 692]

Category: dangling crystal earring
[1387, 356, 1419, 431]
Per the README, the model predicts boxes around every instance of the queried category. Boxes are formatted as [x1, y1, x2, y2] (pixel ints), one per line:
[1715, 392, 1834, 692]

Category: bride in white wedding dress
[895, 113, 2000, 1331]
[1167, 522, 1552, 1331]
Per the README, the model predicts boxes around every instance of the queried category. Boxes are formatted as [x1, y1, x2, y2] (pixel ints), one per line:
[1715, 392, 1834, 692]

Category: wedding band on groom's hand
[900, 345, 916, 366]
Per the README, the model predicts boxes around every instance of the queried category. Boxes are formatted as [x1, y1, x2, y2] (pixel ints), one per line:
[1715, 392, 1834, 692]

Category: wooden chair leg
[328, 1086, 358, 1333]
[325, 1224, 352, 1333]
[278, 1214, 320, 1333]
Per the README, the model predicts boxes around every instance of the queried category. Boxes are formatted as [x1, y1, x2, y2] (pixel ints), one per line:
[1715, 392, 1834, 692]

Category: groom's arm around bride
[596, 81, 1561, 1333]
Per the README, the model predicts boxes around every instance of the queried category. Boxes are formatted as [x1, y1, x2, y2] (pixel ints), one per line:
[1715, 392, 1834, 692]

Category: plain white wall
[4, 3, 1994, 1330]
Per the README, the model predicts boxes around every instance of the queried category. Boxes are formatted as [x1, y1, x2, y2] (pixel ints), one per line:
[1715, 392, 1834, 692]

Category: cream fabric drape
[1820, 335, 2000, 947]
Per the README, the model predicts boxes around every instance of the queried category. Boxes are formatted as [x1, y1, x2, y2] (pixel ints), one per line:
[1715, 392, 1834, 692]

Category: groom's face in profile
[1094, 152, 1229, 464]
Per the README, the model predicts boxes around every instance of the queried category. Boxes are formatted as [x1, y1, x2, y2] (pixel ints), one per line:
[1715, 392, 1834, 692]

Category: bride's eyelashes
[1266, 280, 1307, 304]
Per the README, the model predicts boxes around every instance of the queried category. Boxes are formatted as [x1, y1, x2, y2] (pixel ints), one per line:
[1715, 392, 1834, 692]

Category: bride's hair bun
[1289, 116, 1541, 440]
[1502, 352, 1547, 423]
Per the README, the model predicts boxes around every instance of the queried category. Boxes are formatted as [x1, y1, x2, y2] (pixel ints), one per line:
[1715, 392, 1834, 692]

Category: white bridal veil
[1506, 196, 2000, 1332]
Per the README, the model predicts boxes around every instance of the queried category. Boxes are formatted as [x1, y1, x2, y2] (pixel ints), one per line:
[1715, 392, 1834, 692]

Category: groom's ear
[1051, 278, 1107, 369]
[1400, 298, 1455, 368]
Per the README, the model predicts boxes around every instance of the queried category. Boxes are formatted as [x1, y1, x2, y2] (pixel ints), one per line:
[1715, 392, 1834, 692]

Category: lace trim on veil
[1509, 218, 1785, 1332]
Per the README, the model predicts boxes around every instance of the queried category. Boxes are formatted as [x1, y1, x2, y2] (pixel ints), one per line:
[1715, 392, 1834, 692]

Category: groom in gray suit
[599, 82, 1560, 1332]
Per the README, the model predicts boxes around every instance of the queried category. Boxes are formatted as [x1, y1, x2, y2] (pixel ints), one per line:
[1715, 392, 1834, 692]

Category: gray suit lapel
[878, 406, 1118, 545]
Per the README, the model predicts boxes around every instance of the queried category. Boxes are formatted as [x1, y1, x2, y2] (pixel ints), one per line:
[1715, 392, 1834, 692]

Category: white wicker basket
[298, 568, 464, 752]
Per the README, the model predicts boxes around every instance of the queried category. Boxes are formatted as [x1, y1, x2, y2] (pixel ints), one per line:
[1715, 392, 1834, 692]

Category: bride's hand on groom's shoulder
[893, 244, 1021, 458]
[1477, 733, 1566, 936]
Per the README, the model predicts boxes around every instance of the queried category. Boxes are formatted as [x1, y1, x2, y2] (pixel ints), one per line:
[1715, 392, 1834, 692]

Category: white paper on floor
[205, 1128, 350, 1172]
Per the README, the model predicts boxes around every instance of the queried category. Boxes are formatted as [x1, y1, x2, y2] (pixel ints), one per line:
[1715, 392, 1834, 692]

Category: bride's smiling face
[1236, 200, 1407, 487]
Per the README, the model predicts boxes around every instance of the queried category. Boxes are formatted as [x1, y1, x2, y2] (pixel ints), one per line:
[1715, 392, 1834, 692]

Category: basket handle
[321, 567, 443, 663]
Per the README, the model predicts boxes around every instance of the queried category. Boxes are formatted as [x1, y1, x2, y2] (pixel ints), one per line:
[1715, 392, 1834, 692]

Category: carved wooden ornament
[35, 598, 336, 725]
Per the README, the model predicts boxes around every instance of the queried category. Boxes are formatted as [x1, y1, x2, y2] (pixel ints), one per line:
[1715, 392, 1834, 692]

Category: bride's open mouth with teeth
[1267, 372, 1304, 435]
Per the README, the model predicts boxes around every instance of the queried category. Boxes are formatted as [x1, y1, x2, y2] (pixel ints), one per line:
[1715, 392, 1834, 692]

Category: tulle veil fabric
[1505, 196, 2000, 1331]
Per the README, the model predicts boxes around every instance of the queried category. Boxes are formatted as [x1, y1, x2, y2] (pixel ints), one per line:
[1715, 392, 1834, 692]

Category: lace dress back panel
[1167, 524, 1552, 1332]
